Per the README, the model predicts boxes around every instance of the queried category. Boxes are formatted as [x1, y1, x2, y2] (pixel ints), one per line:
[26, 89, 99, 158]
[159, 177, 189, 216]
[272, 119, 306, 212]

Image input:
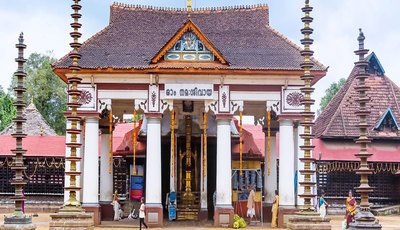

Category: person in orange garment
[247, 185, 256, 223]
[271, 190, 279, 228]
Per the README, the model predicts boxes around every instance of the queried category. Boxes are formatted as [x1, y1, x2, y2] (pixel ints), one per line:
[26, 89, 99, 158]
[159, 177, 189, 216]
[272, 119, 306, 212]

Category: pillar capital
[85, 116, 100, 123]
[145, 112, 163, 120]
[279, 119, 294, 127]
[215, 114, 233, 122]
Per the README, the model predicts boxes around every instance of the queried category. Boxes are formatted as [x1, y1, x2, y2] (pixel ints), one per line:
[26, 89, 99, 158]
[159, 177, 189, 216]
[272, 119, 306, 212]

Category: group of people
[246, 186, 279, 228]
[318, 190, 357, 229]
[111, 191, 148, 229]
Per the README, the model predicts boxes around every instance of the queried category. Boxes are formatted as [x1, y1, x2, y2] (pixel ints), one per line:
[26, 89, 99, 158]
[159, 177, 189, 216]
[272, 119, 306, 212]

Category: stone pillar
[199, 134, 208, 220]
[145, 113, 163, 227]
[265, 134, 277, 204]
[278, 119, 295, 206]
[99, 133, 113, 221]
[82, 116, 100, 225]
[264, 132, 277, 223]
[296, 124, 305, 206]
[214, 115, 234, 227]
[278, 119, 297, 227]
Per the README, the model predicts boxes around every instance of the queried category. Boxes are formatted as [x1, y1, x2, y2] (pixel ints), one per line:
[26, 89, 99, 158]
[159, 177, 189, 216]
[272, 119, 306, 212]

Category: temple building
[52, 3, 327, 227]
[314, 52, 400, 207]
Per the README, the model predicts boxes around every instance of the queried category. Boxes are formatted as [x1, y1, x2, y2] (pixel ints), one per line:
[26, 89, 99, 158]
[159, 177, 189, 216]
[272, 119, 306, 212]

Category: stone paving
[1, 214, 399, 229]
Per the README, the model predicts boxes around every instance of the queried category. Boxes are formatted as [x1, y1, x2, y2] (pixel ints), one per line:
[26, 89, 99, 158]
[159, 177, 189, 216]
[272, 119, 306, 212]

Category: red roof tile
[313, 139, 400, 162]
[0, 136, 65, 157]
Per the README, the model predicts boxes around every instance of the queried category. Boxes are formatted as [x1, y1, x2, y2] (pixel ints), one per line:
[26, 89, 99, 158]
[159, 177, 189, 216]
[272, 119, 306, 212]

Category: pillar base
[263, 203, 273, 223]
[82, 204, 101, 226]
[99, 202, 113, 221]
[214, 206, 234, 227]
[349, 211, 382, 230]
[1, 215, 36, 230]
[49, 212, 94, 230]
[287, 213, 331, 230]
[277, 206, 298, 228]
[145, 204, 163, 228]
[199, 208, 208, 221]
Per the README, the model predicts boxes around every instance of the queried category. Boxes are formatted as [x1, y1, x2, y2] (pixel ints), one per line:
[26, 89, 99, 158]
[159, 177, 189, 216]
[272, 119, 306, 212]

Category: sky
[0, 0, 399, 108]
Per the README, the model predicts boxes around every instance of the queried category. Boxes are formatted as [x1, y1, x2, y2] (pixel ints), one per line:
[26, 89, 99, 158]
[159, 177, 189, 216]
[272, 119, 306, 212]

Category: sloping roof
[0, 136, 65, 157]
[53, 3, 325, 71]
[313, 139, 400, 162]
[314, 53, 400, 139]
[0, 103, 57, 136]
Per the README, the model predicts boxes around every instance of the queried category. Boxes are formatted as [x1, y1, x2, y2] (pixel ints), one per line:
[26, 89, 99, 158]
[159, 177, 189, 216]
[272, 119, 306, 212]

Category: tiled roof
[314, 53, 400, 139]
[0, 103, 57, 136]
[53, 3, 325, 71]
[0, 136, 65, 157]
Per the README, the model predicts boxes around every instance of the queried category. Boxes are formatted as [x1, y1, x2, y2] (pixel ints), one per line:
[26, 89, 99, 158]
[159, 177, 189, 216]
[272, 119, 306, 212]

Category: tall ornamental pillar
[145, 113, 163, 227]
[214, 115, 234, 227]
[82, 116, 100, 225]
[199, 134, 208, 220]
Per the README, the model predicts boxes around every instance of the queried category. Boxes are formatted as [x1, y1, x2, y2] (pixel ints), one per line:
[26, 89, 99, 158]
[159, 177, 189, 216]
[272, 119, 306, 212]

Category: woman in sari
[319, 191, 328, 218]
[345, 190, 356, 228]
[271, 190, 279, 228]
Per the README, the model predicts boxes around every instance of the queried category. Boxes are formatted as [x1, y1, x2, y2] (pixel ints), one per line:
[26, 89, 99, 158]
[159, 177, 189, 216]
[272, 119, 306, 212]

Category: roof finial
[358, 28, 365, 51]
[187, 0, 192, 12]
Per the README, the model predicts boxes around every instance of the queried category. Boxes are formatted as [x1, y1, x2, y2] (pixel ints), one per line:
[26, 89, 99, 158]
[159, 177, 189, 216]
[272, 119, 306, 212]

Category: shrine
[49, 1, 327, 227]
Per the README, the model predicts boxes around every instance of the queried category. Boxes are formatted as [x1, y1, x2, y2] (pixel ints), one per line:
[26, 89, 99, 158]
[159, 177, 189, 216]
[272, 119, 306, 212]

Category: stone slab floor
[1, 214, 399, 229]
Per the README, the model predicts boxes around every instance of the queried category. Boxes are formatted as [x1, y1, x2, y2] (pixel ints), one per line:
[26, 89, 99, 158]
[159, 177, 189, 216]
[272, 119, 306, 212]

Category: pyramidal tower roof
[0, 102, 57, 136]
[314, 52, 400, 139]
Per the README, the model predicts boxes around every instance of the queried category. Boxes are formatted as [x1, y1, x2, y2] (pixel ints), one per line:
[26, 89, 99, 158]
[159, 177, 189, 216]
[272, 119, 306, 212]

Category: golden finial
[187, 0, 192, 11]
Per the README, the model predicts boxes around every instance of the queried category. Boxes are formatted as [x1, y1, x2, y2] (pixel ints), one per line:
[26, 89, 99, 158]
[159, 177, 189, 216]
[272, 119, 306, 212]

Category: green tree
[0, 87, 16, 131]
[319, 78, 346, 111]
[10, 52, 67, 135]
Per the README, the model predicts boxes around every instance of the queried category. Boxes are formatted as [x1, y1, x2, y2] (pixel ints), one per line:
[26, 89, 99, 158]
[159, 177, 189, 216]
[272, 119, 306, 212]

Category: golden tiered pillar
[288, 1, 331, 229]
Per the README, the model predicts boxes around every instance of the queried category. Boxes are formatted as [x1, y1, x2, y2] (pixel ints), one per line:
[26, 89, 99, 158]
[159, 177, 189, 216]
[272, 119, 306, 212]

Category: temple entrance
[176, 115, 201, 220]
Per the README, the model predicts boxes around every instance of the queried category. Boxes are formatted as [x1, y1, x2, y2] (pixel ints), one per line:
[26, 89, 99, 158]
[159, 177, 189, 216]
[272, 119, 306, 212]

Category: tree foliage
[10, 52, 67, 135]
[319, 78, 346, 111]
[0, 87, 16, 132]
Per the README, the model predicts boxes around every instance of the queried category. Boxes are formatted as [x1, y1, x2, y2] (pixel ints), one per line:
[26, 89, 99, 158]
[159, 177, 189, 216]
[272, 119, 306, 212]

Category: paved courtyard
[1, 214, 399, 229]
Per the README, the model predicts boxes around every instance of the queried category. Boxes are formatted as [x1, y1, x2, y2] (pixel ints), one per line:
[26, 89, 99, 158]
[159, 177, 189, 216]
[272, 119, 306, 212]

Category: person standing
[271, 190, 279, 228]
[111, 190, 122, 221]
[345, 190, 357, 228]
[139, 197, 148, 229]
[246, 185, 256, 223]
[319, 191, 328, 218]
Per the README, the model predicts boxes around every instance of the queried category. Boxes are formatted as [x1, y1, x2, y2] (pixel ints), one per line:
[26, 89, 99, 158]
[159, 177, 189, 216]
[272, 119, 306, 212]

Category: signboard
[164, 84, 214, 99]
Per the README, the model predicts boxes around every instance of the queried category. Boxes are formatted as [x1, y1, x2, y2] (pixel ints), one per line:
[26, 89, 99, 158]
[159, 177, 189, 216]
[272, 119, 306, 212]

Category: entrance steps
[176, 192, 200, 220]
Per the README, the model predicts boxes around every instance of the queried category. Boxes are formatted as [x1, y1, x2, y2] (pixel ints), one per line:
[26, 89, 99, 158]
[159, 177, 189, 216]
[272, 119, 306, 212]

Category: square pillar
[199, 134, 208, 220]
[99, 133, 114, 221]
[278, 119, 296, 228]
[214, 115, 234, 227]
[82, 116, 100, 226]
[145, 113, 163, 227]
[264, 133, 277, 222]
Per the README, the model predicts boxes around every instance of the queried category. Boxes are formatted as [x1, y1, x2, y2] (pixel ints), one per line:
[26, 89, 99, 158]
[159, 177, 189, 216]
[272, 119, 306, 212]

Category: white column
[216, 116, 232, 207]
[200, 134, 208, 210]
[296, 125, 305, 206]
[278, 119, 295, 206]
[82, 117, 99, 205]
[100, 133, 113, 202]
[264, 135, 277, 204]
[145, 114, 162, 205]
